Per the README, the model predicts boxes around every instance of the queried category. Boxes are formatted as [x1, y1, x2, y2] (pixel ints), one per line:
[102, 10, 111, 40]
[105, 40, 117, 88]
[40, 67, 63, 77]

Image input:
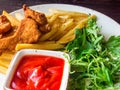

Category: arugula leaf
[66, 17, 120, 90]
[105, 36, 120, 57]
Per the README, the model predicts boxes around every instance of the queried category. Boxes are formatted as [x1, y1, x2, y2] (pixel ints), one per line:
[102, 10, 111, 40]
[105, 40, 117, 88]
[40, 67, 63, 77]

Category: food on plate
[57, 15, 96, 44]
[48, 8, 89, 19]
[15, 42, 65, 51]
[2, 4, 120, 90]
[0, 18, 41, 53]
[0, 5, 96, 74]
[0, 51, 14, 74]
[0, 5, 51, 53]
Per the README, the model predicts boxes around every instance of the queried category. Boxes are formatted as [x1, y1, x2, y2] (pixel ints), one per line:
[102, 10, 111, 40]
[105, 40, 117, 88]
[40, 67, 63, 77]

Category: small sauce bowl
[4, 49, 70, 90]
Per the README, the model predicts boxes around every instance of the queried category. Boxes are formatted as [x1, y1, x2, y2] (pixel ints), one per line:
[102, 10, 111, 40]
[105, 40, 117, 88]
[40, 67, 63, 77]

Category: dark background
[0, 0, 120, 24]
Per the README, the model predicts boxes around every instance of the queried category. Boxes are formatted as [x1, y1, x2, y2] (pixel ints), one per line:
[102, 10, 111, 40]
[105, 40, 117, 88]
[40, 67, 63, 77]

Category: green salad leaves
[66, 17, 120, 90]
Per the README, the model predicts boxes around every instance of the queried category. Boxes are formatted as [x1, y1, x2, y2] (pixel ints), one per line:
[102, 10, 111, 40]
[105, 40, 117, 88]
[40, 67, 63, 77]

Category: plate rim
[11, 3, 120, 26]
[1, 3, 120, 90]
[11, 3, 120, 40]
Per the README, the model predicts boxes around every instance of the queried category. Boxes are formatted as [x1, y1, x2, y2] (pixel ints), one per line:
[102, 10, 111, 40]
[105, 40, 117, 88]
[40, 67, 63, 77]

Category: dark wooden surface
[0, 0, 120, 24]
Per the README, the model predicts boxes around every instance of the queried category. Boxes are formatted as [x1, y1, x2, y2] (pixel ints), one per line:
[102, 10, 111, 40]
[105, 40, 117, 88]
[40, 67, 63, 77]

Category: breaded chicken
[23, 4, 50, 33]
[0, 4, 51, 53]
[0, 15, 11, 34]
[19, 18, 41, 43]
[0, 18, 41, 53]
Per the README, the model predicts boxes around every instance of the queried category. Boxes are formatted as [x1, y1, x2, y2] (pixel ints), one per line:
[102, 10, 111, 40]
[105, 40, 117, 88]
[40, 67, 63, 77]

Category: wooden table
[0, 0, 120, 24]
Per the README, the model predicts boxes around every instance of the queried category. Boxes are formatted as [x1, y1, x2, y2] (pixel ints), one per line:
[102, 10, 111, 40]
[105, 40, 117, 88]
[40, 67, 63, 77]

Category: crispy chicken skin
[19, 18, 41, 43]
[23, 4, 50, 33]
[0, 15, 11, 34]
[0, 18, 41, 53]
[23, 4, 47, 25]
[0, 4, 51, 53]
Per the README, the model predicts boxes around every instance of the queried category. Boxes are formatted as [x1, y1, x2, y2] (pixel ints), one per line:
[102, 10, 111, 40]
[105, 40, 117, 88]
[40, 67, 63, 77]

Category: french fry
[15, 43, 65, 51]
[49, 19, 74, 40]
[0, 52, 14, 61]
[0, 66, 7, 74]
[38, 41, 56, 44]
[39, 23, 60, 41]
[0, 51, 14, 74]
[0, 59, 10, 68]
[49, 8, 88, 17]
[48, 14, 59, 24]
[58, 15, 96, 44]
[2, 10, 20, 27]
[57, 23, 84, 44]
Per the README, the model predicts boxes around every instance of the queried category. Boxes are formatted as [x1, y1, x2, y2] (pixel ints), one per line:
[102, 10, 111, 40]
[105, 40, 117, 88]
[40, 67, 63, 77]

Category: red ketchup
[10, 55, 64, 90]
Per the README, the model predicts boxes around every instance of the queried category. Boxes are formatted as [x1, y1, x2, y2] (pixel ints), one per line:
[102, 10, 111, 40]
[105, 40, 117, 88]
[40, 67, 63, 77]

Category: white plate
[0, 4, 120, 89]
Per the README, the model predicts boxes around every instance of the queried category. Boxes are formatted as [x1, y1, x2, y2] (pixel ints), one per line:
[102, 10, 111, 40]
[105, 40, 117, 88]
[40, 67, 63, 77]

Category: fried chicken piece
[19, 18, 41, 43]
[0, 18, 41, 53]
[23, 4, 50, 33]
[0, 15, 11, 34]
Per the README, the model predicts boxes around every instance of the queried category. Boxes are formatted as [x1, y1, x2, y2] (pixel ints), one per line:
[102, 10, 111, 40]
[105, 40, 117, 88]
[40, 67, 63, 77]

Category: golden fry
[0, 59, 10, 68]
[39, 23, 59, 41]
[38, 41, 56, 44]
[49, 8, 88, 17]
[57, 22, 84, 44]
[58, 15, 96, 44]
[49, 19, 74, 40]
[15, 43, 65, 51]
[2, 10, 20, 27]
[0, 53, 14, 61]
[0, 66, 7, 74]
[48, 14, 59, 24]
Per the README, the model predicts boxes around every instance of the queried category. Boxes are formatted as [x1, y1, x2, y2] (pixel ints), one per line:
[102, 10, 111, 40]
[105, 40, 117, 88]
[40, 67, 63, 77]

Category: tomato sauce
[10, 55, 64, 90]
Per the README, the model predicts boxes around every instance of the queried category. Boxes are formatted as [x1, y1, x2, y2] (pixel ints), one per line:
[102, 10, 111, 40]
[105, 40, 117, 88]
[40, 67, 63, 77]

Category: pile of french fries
[0, 8, 96, 74]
